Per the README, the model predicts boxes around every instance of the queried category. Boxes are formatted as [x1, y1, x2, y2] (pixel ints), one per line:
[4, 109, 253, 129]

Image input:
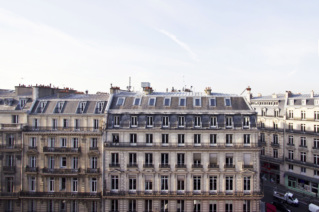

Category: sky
[0, 0, 319, 96]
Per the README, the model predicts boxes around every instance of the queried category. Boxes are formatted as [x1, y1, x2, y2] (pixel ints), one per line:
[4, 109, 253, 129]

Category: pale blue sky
[1, 0, 319, 95]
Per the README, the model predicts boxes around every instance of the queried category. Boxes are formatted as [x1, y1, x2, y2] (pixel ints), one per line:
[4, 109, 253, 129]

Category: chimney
[205, 87, 212, 95]
[272, 93, 277, 98]
[311, 90, 314, 98]
[110, 85, 120, 94]
[246, 86, 252, 103]
[285, 91, 292, 98]
[257, 93, 262, 97]
[85, 90, 88, 95]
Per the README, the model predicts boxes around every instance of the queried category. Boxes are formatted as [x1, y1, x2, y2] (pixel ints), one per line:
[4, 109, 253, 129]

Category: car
[272, 201, 291, 212]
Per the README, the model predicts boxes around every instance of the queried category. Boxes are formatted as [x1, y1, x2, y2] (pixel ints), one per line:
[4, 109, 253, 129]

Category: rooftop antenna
[127, 76, 132, 92]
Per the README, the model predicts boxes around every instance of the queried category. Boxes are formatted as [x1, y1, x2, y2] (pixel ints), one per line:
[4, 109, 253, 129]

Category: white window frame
[179, 98, 186, 106]
[225, 98, 231, 107]
[133, 97, 141, 106]
[209, 98, 216, 107]
[72, 178, 78, 192]
[148, 98, 156, 106]
[211, 116, 217, 127]
[162, 116, 169, 127]
[146, 116, 153, 127]
[178, 116, 185, 127]
[194, 116, 201, 127]
[114, 116, 120, 127]
[194, 98, 201, 107]
[91, 177, 97, 192]
[131, 116, 137, 127]
[163, 98, 171, 106]
[116, 97, 125, 106]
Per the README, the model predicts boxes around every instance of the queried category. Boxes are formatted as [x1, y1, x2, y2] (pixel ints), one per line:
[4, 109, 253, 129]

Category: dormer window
[4, 98, 13, 106]
[116, 97, 124, 106]
[194, 98, 201, 107]
[302, 100, 307, 105]
[37, 101, 47, 113]
[19, 98, 27, 108]
[96, 102, 104, 113]
[164, 98, 170, 106]
[225, 98, 231, 107]
[149, 98, 156, 106]
[56, 102, 64, 113]
[78, 102, 86, 113]
[210, 98, 216, 107]
[133, 98, 141, 106]
[289, 99, 294, 105]
[179, 98, 186, 106]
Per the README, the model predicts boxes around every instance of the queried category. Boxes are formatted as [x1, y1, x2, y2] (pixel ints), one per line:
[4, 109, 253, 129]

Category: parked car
[273, 191, 299, 206]
[272, 201, 291, 212]
[309, 203, 319, 212]
[266, 202, 276, 212]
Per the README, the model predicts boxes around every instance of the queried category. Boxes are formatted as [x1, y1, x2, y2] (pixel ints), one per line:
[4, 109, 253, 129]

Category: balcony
[287, 143, 295, 147]
[285, 157, 319, 169]
[24, 126, 102, 132]
[208, 164, 219, 169]
[127, 164, 138, 168]
[224, 164, 235, 169]
[299, 145, 308, 150]
[260, 155, 284, 164]
[159, 164, 170, 169]
[20, 191, 101, 198]
[109, 164, 120, 168]
[192, 164, 203, 169]
[0, 144, 22, 151]
[43, 147, 81, 153]
[42, 168, 80, 174]
[271, 142, 280, 148]
[27, 146, 38, 154]
[86, 168, 100, 174]
[143, 164, 154, 168]
[88, 147, 100, 155]
[175, 164, 187, 169]
[0, 192, 19, 197]
[3, 166, 15, 174]
[25, 166, 38, 173]
[242, 164, 254, 169]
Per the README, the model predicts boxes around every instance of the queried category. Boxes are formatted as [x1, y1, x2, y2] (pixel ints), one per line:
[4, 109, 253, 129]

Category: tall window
[194, 200, 201, 212]
[315, 125, 319, 133]
[49, 156, 55, 169]
[71, 200, 78, 212]
[161, 200, 169, 212]
[194, 116, 201, 127]
[177, 176, 185, 191]
[49, 177, 54, 192]
[177, 153, 185, 165]
[161, 153, 169, 165]
[301, 124, 306, 132]
[131, 116, 137, 127]
[128, 200, 136, 212]
[225, 154, 233, 167]
[211, 116, 217, 127]
[130, 134, 137, 144]
[60, 138, 67, 147]
[52, 119, 57, 130]
[288, 110, 294, 119]
[114, 116, 120, 127]
[145, 177, 153, 191]
[301, 152, 307, 162]
[314, 138, 319, 149]
[91, 138, 98, 148]
[91, 157, 97, 169]
[300, 137, 306, 147]
[288, 136, 294, 145]
[72, 157, 78, 169]
[60, 177, 66, 191]
[93, 119, 99, 129]
[194, 134, 201, 144]
[301, 110, 306, 120]
[243, 116, 250, 127]
[63, 119, 68, 128]
[146, 116, 153, 127]
[162, 116, 169, 127]
[273, 134, 278, 144]
[111, 153, 119, 165]
[30, 156, 36, 168]
[145, 134, 153, 144]
[29, 176, 35, 192]
[244, 134, 250, 144]
[72, 138, 78, 148]
[91, 177, 97, 192]
[274, 110, 279, 117]
[7, 134, 14, 147]
[75, 119, 80, 130]
[129, 153, 137, 165]
[243, 177, 251, 191]
[145, 153, 153, 165]
[5, 177, 13, 192]
[226, 134, 233, 144]
[177, 200, 184, 212]
[161, 176, 169, 191]
[178, 116, 185, 127]
[314, 155, 319, 165]
[111, 200, 118, 212]
[193, 176, 201, 191]
[129, 178, 136, 190]
[210, 176, 217, 191]
[243, 200, 250, 212]
[226, 117, 232, 127]
[210, 134, 217, 144]
[12, 115, 19, 124]
[178, 134, 185, 144]
[72, 178, 78, 192]
[315, 111, 319, 121]
[6, 155, 14, 167]
[288, 150, 294, 160]
[225, 176, 233, 191]
[145, 200, 152, 212]
[273, 149, 278, 158]
[162, 134, 169, 144]
[61, 157, 67, 168]
[30, 137, 36, 147]
[210, 202, 217, 212]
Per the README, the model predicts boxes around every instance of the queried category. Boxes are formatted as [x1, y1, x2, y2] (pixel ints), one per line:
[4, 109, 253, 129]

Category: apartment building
[104, 85, 262, 212]
[249, 88, 319, 196]
[20, 86, 108, 212]
[0, 85, 33, 212]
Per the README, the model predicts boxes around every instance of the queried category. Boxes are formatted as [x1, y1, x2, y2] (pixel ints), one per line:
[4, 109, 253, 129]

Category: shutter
[145, 175, 153, 181]
[193, 153, 201, 160]
[244, 154, 251, 165]
[177, 175, 185, 180]
[210, 154, 217, 163]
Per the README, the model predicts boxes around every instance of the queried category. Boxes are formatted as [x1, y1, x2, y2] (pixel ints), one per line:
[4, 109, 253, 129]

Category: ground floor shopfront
[285, 172, 319, 197]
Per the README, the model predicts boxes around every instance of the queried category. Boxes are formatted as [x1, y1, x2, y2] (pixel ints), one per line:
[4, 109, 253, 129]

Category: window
[273, 149, 278, 158]
[288, 123, 293, 131]
[289, 99, 294, 105]
[243, 116, 249, 127]
[210, 176, 217, 191]
[91, 201, 97, 212]
[161, 153, 169, 166]
[72, 178, 78, 192]
[301, 167, 306, 174]
[49, 177, 54, 192]
[129, 153, 137, 165]
[96, 101, 104, 113]
[261, 147, 265, 155]
[273, 134, 278, 144]
[194, 134, 201, 144]
[146, 134, 153, 144]
[178, 116, 185, 127]
[5, 177, 13, 193]
[74, 119, 80, 130]
[288, 150, 294, 160]
[178, 134, 185, 144]
[162, 116, 169, 127]
[226, 134, 233, 144]
[226, 117, 232, 127]
[301, 124, 306, 132]
[301, 137, 306, 147]
[179, 98, 186, 106]
[243, 200, 250, 212]
[211, 116, 217, 127]
[244, 134, 250, 144]
[194, 200, 201, 212]
[128, 200, 136, 212]
[145, 153, 153, 165]
[114, 116, 120, 127]
[273, 122, 278, 129]
[261, 110, 266, 116]
[194, 116, 201, 127]
[61, 138, 67, 147]
[91, 177, 97, 192]
[225, 176, 233, 191]
[243, 177, 251, 191]
[225, 98, 231, 106]
[314, 155, 319, 165]
[164, 98, 170, 106]
[112, 133, 120, 143]
[93, 119, 99, 130]
[72, 138, 78, 148]
[131, 116, 137, 127]
[161, 176, 169, 191]
[177, 200, 184, 212]
[111, 200, 119, 212]
[315, 111, 319, 121]
[72, 157, 78, 169]
[30, 156, 36, 168]
[12, 115, 19, 124]
[60, 177, 66, 191]
[161, 200, 168, 212]
[48, 156, 55, 169]
[145, 177, 153, 191]
[91, 138, 97, 148]
[29, 200, 36, 212]
[29, 176, 35, 191]
[315, 170, 319, 176]
[133, 98, 141, 105]
[6, 155, 14, 167]
[149, 98, 155, 106]
[145, 200, 152, 212]
[30, 137, 36, 147]
[111, 153, 119, 165]
[301, 110, 306, 120]
[315, 125, 319, 133]
[289, 164, 294, 171]
[210, 202, 217, 212]
[52, 119, 57, 130]
[116, 97, 124, 106]
[210, 98, 216, 106]
[194, 98, 201, 106]
[193, 153, 201, 166]
[274, 110, 279, 117]
[225, 154, 233, 167]
[177, 153, 185, 165]
[177, 176, 185, 191]
[210, 134, 217, 144]
[71, 200, 78, 212]
[162, 134, 168, 144]
[91, 157, 97, 169]
[147, 116, 153, 126]
[79, 102, 86, 113]
[129, 178, 136, 190]
[61, 157, 67, 168]
[63, 119, 68, 128]
[260, 133, 265, 142]
[130, 133, 137, 144]
[288, 110, 294, 119]
[301, 152, 307, 162]
[193, 176, 201, 191]
[314, 138, 319, 149]
[7, 134, 14, 147]
[33, 118, 38, 129]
